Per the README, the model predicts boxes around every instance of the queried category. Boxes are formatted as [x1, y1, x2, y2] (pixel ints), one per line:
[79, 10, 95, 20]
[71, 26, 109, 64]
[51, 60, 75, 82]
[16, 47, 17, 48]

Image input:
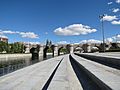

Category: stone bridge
[25, 44, 84, 58]
[24, 42, 120, 58]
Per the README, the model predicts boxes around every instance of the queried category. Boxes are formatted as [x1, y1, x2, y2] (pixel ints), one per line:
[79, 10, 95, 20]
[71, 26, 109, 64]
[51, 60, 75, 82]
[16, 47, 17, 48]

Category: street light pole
[116, 34, 118, 44]
[99, 14, 105, 52]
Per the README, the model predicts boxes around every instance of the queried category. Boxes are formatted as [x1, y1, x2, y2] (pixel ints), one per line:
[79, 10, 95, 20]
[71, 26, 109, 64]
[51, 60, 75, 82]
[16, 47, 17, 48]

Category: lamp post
[99, 14, 105, 52]
[116, 34, 118, 44]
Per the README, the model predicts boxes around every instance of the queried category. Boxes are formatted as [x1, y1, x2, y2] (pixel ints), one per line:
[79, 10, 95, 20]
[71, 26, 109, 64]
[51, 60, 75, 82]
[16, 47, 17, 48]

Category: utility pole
[99, 14, 105, 52]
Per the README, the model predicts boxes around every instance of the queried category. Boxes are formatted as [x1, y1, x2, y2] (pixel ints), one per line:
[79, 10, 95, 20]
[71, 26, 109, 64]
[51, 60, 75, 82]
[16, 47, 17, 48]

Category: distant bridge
[24, 42, 120, 58]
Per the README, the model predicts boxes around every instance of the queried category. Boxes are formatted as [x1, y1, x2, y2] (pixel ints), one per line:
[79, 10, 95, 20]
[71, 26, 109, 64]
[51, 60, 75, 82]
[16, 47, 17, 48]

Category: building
[0, 37, 8, 43]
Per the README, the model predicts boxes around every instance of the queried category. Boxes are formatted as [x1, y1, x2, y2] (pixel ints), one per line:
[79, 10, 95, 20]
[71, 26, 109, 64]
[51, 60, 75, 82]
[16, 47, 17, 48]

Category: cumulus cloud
[57, 41, 69, 44]
[116, 0, 120, 3]
[105, 38, 113, 43]
[0, 35, 8, 38]
[80, 39, 102, 44]
[105, 34, 120, 43]
[103, 15, 118, 21]
[25, 42, 40, 44]
[79, 36, 120, 44]
[54, 24, 97, 36]
[0, 29, 39, 39]
[116, 35, 120, 42]
[19, 32, 39, 39]
[112, 8, 120, 13]
[108, 2, 113, 5]
[111, 20, 120, 24]
[2, 30, 18, 34]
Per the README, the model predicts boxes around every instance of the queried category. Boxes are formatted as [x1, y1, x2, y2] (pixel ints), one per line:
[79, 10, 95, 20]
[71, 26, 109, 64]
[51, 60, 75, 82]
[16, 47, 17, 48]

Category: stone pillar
[70, 44, 74, 53]
[54, 45, 58, 57]
[87, 43, 91, 52]
[25, 46, 30, 53]
[39, 45, 44, 56]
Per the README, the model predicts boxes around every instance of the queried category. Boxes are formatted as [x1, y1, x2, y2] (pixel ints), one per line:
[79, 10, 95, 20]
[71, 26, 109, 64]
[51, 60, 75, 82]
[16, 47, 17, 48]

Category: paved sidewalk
[0, 56, 64, 90]
[48, 55, 83, 90]
[72, 54, 120, 90]
[0, 55, 83, 90]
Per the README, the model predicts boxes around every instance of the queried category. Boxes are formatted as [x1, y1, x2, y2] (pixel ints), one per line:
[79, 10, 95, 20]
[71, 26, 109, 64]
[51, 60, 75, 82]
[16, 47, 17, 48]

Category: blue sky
[0, 0, 120, 44]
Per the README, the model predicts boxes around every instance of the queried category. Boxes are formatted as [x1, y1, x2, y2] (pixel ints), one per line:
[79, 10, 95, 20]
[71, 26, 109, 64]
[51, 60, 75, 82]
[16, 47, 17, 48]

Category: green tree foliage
[0, 41, 8, 53]
[13, 42, 24, 53]
[60, 48, 67, 53]
[0, 41, 24, 53]
[47, 48, 52, 53]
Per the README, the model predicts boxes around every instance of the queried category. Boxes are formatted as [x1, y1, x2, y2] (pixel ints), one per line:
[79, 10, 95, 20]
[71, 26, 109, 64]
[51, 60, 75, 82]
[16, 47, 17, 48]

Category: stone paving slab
[48, 55, 83, 90]
[82, 52, 120, 59]
[0, 55, 64, 90]
[72, 54, 120, 90]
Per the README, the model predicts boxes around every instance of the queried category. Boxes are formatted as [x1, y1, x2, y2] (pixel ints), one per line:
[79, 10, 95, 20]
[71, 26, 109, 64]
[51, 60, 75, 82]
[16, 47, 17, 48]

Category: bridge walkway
[0, 53, 120, 90]
[71, 54, 120, 90]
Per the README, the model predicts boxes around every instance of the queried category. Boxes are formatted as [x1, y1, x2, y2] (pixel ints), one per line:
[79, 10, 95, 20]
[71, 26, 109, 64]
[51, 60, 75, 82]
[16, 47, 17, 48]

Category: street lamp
[116, 34, 118, 44]
[99, 14, 105, 52]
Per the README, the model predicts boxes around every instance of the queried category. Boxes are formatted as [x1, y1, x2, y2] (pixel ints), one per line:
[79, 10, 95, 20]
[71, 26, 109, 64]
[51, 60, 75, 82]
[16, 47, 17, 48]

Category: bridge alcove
[74, 46, 83, 53]
[58, 47, 67, 56]
[43, 46, 49, 59]
[30, 46, 39, 60]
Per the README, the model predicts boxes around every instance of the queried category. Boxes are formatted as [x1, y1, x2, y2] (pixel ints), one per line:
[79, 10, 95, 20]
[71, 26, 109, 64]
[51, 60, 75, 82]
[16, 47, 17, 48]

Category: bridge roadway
[0, 53, 119, 90]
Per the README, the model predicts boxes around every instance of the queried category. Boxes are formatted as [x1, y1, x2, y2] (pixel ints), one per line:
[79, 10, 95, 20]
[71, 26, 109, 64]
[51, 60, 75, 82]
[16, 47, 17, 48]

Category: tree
[13, 42, 24, 53]
[0, 41, 8, 53]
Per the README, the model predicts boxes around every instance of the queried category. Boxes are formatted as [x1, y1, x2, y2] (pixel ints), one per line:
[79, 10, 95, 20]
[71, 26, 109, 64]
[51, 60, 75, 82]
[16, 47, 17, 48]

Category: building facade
[0, 37, 8, 43]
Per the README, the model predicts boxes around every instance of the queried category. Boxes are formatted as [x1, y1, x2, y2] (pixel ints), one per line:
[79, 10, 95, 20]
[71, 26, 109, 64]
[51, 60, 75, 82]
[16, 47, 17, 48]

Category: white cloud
[19, 32, 39, 39]
[105, 38, 113, 43]
[79, 35, 120, 44]
[116, 0, 120, 3]
[0, 35, 8, 38]
[2, 30, 18, 34]
[114, 34, 120, 41]
[0, 31, 3, 35]
[0, 29, 39, 39]
[80, 39, 102, 44]
[74, 43, 80, 44]
[45, 32, 48, 35]
[103, 15, 118, 21]
[54, 24, 97, 36]
[111, 20, 120, 24]
[105, 34, 120, 43]
[27, 42, 40, 44]
[112, 8, 120, 13]
[80, 40, 87, 43]
[57, 41, 69, 44]
[108, 2, 113, 5]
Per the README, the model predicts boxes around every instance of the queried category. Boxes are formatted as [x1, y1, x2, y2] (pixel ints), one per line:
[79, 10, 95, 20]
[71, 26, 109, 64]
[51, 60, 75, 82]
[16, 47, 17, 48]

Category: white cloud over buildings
[54, 24, 97, 36]
[0, 35, 8, 39]
[105, 34, 120, 43]
[79, 34, 120, 44]
[80, 39, 102, 44]
[57, 41, 69, 44]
